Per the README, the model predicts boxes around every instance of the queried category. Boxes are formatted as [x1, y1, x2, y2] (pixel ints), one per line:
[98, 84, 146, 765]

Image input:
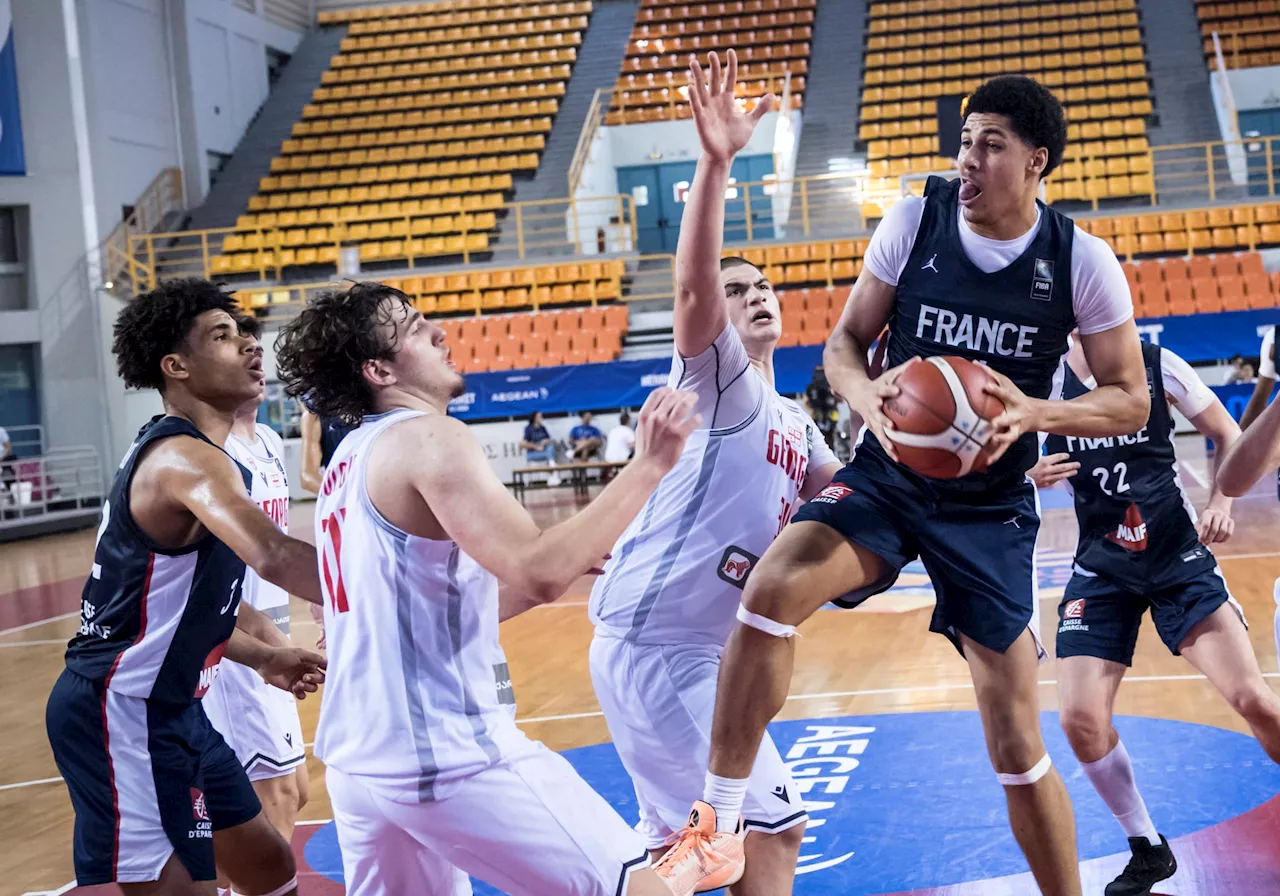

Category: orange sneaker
[653, 801, 746, 895]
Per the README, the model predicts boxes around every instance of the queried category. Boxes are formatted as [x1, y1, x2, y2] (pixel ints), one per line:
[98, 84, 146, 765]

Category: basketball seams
[883, 355, 1003, 479]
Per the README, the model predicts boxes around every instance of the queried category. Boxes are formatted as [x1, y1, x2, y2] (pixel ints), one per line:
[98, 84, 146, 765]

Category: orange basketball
[880, 356, 1005, 479]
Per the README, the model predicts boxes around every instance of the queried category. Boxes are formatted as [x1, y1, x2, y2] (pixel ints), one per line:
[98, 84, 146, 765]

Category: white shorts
[325, 735, 650, 896]
[202, 659, 305, 782]
[588, 634, 807, 849]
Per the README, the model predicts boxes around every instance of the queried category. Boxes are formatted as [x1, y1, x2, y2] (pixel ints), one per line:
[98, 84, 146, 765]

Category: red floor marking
[0, 578, 83, 633]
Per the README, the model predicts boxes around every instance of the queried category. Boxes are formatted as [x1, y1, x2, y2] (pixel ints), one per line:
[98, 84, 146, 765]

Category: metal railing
[102, 168, 185, 290]
[0, 446, 106, 533]
[1207, 29, 1276, 70]
[117, 193, 638, 293]
[569, 71, 800, 195]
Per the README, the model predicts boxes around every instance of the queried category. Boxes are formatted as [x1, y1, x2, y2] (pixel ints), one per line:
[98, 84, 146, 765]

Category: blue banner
[1211, 381, 1280, 422]
[0, 0, 25, 177]
[448, 309, 1279, 421]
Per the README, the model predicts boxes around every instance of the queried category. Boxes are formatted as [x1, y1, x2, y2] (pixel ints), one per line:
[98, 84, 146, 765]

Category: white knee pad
[736, 604, 802, 639]
[239, 877, 298, 896]
[996, 754, 1052, 787]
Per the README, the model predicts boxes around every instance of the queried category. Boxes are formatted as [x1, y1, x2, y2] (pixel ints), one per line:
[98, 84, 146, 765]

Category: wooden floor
[4, 448, 1280, 895]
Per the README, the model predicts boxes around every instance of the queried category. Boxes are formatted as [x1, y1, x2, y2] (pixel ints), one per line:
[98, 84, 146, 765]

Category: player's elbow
[1116, 384, 1150, 431]
[521, 572, 567, 606]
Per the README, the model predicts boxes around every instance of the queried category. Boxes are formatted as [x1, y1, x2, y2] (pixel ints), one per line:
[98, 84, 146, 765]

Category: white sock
[702, 772, 748, 833]
[1080, 740, 1161, 846]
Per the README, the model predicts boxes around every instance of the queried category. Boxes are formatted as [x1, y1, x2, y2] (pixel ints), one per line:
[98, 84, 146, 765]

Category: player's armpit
[1042, 319, 1149, 436]
[157, 438, 324, 604]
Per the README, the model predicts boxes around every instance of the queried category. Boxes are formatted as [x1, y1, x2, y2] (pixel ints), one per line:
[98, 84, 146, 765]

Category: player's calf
[730, 822, 807, 896]
[213, 812, 298, 896]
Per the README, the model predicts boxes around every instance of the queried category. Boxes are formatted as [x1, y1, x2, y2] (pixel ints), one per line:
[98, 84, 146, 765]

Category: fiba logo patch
[1031, 258, 1054, 301]
[190, 788, 213, 840]
[1059, 598, 1089, 634]
[717, 546, 760, 589]
[812, 484, 854, 504]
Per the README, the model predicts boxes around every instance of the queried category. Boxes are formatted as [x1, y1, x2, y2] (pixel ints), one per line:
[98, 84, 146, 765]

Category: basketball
[882, 356, 1005, 479]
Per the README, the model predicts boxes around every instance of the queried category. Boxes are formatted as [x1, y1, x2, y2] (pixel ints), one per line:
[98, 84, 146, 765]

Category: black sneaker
[1105, 835, 1177, 896]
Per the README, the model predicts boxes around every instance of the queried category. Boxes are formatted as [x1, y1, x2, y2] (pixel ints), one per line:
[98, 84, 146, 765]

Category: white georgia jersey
[223, 424, 291, 632]
[589, 324, 838, 647]
[312, 409, 523, 800]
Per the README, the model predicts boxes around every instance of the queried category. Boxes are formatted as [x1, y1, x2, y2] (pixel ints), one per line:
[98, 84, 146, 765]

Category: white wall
[178, 0, 303, 204]
[81, 0, 181, 243]
[1226, 66, 1280, 111]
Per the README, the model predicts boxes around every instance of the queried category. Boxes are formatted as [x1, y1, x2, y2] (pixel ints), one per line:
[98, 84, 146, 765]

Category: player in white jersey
[203, 316, 310, 873]
[588, 51, 842, 896]
[274, 280, 700, 896]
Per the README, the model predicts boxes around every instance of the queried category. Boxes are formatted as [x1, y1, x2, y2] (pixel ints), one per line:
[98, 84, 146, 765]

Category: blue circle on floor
[303, 711, 1280, 894]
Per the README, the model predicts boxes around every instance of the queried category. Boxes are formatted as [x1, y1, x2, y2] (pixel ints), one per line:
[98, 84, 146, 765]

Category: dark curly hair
[274, 281, 413, 425]
[965, 75, 1068, 179]
[112, 278, 239, 391]
[236, 312, 263, 340]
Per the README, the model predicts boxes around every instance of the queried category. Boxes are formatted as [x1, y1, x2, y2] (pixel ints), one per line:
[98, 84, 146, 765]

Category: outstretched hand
[258, 647, 327, 701]
[687, 49, 775, 164]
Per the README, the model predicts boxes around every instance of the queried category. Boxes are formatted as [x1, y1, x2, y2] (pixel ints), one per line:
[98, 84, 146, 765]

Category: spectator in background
[569, 411, 604, 461]
[521, 411, 561, 487]
[805, 365, 839, 449]
[1225, 354, 1256, 385]
[0, 424, 14, 489]
[604, 412, 636, 463]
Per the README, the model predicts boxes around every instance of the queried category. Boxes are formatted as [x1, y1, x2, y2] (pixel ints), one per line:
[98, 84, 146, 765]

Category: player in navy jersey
[664, 76, 1151, 896]
[45, 279, 326, 896]
[1034, 336, 1280, 894]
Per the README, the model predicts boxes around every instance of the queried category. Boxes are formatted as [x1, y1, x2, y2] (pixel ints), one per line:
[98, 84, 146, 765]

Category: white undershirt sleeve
[1071, 228, 1135, 335]
[667, 323, 762, 431]
[1160, 348, 1217, 419]
[862, 196, 926, 287]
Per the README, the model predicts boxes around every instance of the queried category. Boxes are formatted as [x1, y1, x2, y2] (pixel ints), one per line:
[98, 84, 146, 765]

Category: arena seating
[1196, 0, 1280, 69]
[772, 249, 1278, 348]
[434, 304, 630, 372]
[859, 0, 1155, 204]
[213, 0, 593, 275]
[238, 258, 625, 316]
[607, 0, 812, 124]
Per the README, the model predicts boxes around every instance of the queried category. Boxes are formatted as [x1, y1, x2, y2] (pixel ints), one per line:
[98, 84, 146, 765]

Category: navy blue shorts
[1055, 566, 1242, 665]
[45, 669, 261, 885]
[792, 451, 1041, 654]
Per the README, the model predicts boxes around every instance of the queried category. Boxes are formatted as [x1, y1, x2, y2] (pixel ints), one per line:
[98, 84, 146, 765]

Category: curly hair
[965, 75, 1068, 179]
[274, 281, 413, 425]
[112, 278, 239, 391]
[236, 312, 263, 340]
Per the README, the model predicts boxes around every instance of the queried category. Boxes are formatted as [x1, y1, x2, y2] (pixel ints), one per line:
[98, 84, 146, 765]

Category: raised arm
[1239, 329, 1275, 429]
[155, 438, 323, 604]
[409, 388, 698, 604]
[674, 49, 773, 358]
[1218, 388, 1280, 497]
[299, 409, 323, 494]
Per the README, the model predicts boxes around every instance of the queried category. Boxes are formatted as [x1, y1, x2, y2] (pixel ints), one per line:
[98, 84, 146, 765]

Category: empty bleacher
[607, 0, 811, 125]
[858, 0, 1155, 206]
[434, 304, 630, 372]
[1196, 0, 1280, 69]
[213, 0, 594, 276]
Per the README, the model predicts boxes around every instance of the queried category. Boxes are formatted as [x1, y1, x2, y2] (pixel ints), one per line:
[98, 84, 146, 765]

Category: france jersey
[1045, 341, 1217, 592]
[312, 409, 524, 797]
[589, 323, 837, 648]
[867, 175, 1076, 488]
[64, 415, 250, 704]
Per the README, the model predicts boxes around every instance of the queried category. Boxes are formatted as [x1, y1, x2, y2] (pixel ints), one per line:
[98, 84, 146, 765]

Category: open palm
[688, 49, 775, 163]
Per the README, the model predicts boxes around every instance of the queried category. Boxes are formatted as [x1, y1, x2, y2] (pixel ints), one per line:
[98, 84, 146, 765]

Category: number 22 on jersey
[320, 508, 350, 613]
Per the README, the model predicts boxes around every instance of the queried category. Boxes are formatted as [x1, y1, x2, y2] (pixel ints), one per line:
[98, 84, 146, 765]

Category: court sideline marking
[5, 671, 1279, 793]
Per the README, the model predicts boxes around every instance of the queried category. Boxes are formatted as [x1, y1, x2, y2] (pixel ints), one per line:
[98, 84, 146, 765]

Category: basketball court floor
[4, 441, 1280, 895]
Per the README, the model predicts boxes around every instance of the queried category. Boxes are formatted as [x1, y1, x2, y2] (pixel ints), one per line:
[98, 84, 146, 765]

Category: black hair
[965, 75, 1068, 179]
[112, 278, 239, 392]
[529, 411, 542, 424]
[720, 255, 754, 271]
[274, 281, 414, 425]
[620, 412, 631, 425]
[236, 313, 263, 340]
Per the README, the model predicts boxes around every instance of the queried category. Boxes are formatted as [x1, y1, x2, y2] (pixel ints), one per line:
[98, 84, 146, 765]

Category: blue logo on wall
[303, 712, 1280, 894]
